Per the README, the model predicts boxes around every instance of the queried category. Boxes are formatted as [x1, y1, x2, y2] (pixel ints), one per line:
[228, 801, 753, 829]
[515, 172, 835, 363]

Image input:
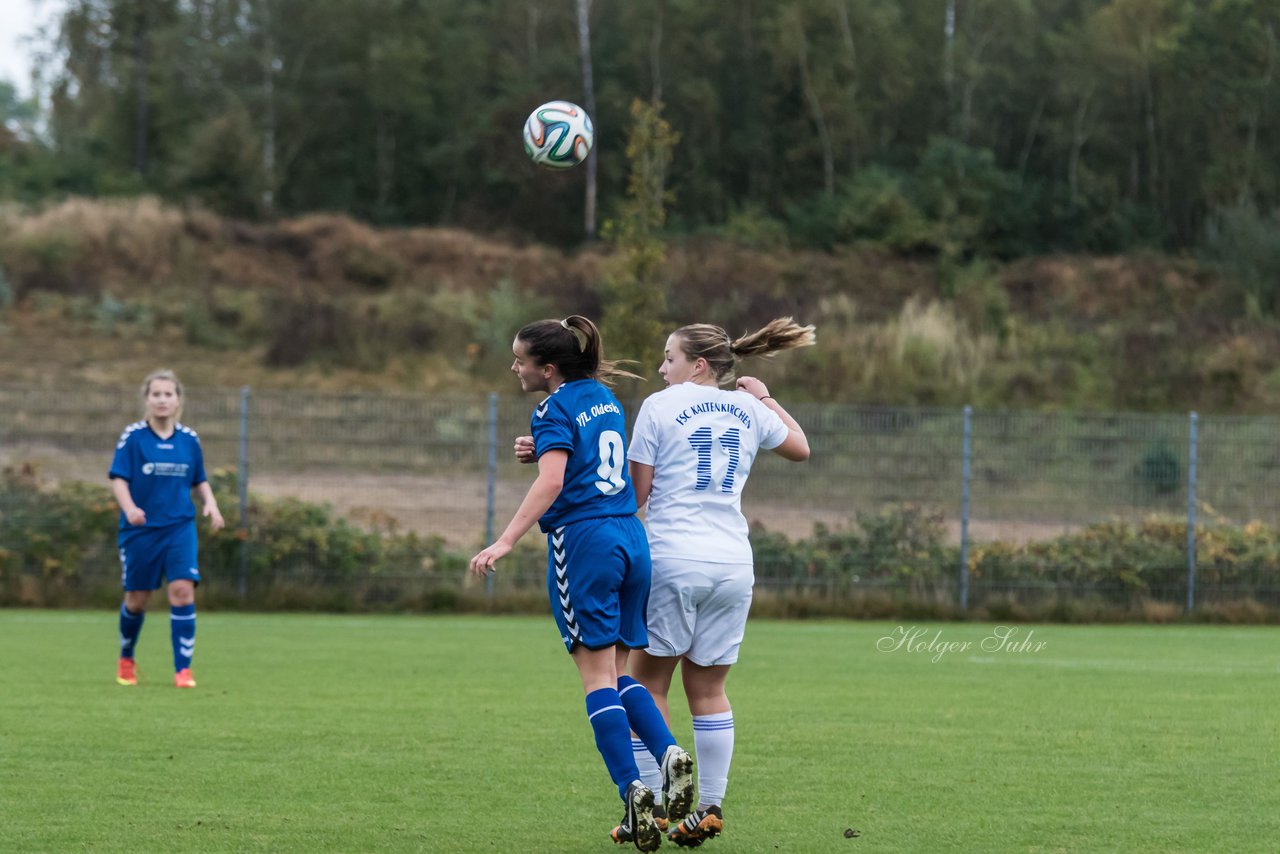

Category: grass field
[2, 611, 1278, 852]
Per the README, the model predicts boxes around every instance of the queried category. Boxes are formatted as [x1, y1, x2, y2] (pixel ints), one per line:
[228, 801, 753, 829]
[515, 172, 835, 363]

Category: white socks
[637, 710, 736, 809]
[692, 711, 734, 807]
[632, 738, 663, 796]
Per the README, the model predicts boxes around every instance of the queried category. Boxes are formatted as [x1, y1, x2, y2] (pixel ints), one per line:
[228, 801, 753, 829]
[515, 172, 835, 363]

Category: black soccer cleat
[610, 781, 662, 852]
[660, 746, 695, 826]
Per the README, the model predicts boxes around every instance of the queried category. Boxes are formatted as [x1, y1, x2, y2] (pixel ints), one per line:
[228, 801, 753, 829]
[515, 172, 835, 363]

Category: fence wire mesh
[3, 385, 1278, 608]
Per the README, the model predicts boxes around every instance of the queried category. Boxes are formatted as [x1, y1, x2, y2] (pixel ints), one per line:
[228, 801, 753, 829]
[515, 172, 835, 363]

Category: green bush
[1201, 204, 1280, 318]
[0, 465, 119, 604]
[3, 470, 1278, 620]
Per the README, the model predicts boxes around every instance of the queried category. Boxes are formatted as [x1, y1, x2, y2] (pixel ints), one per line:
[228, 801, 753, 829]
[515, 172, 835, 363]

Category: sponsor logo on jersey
[141, 462, 190, 477]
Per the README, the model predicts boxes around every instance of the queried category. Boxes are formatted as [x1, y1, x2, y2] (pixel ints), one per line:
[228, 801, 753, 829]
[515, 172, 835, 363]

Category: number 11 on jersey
[688, 427, 741, 493]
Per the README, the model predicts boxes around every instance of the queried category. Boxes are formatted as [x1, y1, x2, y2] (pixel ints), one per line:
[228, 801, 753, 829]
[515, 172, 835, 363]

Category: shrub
[0, 464, 119, 604]
[717, 203, 789, 250]
[1201, 204, 1280, 318]
[4, 466, 1279, 621]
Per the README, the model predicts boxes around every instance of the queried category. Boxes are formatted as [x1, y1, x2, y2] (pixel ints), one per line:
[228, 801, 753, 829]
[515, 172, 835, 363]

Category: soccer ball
[522, 101, 594, 169]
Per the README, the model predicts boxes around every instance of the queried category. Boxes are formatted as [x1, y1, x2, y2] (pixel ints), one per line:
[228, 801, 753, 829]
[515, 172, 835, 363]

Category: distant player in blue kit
[110, 369, 224, 689]
[626, 319, 814, 846]
[469, 316, 693, 852]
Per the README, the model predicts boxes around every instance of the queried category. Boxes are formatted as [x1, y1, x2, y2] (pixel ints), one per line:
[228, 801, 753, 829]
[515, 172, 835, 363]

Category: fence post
[485, 392, 498, 597]
[1185, 410, 1198, 613]
[959, 405, 972, 610]
[237, 385, 250, 599]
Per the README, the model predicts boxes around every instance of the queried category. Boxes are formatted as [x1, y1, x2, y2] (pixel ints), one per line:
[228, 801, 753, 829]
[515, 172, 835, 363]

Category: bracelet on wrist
[760, 396, 773, 402]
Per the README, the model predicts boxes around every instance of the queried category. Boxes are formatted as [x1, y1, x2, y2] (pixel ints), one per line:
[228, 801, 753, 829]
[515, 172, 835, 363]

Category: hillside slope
[1, 198, 1276, 412]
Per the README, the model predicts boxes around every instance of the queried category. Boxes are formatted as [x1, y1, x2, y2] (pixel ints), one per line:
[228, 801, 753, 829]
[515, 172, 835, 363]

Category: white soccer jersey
[628, 382, 789, 564]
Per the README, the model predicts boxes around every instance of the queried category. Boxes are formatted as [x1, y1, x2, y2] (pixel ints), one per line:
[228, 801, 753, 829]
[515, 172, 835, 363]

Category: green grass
[2, 612, 1278, 852]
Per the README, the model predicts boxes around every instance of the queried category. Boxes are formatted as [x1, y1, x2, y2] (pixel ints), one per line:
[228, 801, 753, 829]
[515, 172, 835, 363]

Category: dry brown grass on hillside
[10, 196, 1275, 411]
[0, 197, 186, 297]
[1003, 254, 1214, 321]
[384, 225, 604, 301]
[665, 238, 937, 326]
[0, 197, 608, 305]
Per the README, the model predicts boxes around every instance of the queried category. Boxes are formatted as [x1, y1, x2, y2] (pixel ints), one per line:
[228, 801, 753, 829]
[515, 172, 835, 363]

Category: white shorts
[645, 556, 754, 666]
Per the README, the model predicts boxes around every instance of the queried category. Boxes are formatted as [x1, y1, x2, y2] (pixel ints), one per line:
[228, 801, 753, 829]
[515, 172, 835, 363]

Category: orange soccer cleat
[668, 805, 724, 848]
[117, 657, 138, 686]
[173, 668, 197, 688]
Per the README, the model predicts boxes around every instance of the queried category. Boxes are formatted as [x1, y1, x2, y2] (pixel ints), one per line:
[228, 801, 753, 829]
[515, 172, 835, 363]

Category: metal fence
[3, 385, 1279, 608]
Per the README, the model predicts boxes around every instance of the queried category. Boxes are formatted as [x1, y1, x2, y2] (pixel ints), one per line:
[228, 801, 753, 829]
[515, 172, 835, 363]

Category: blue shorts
[118, 523, 201, 591]
[546, 515, 651, 653]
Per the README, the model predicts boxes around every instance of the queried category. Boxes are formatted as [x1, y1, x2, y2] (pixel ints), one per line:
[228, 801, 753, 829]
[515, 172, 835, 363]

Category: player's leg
[668, 564, 752, 846]
[168, 579, 197, 687]
[626, 651, 680, 809]
[684, 661, 733, 801]
[570, 644, 638, 795]
[117, 536, 161, 685]
[668, 661, 731, 846]
[614, 523, 693, 826]
[554, 523, 640, 796]
[626, 550, 690, 804]
[571, 644, 659, 853]
[165, 524, 201, 688]
[553, 517, 663, 851]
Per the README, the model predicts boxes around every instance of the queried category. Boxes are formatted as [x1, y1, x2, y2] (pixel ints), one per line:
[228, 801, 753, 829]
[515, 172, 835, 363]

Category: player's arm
[763, 401, 809, 461]
[630, 460, 655, 509]
[469, 449, 568, 576]
[194, 480, 225, 531]
[737, 376, 810, 462]
[111, 477, 146, 526]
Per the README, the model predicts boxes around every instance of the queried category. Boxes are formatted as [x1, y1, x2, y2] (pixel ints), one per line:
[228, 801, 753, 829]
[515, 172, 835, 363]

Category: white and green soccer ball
[522, 101, 594, 169]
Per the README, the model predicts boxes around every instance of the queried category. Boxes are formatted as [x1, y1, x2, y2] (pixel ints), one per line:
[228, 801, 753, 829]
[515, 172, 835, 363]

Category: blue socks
[618, 675, 677, 762]
[119, 602, 197, 673]
[585, 687, 640, 799]
[118, 603, 144, 659]
[170, 604, 196, 672]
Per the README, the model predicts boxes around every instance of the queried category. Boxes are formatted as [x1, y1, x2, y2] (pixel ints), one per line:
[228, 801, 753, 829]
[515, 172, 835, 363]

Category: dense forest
[1, 0, 1278, 260]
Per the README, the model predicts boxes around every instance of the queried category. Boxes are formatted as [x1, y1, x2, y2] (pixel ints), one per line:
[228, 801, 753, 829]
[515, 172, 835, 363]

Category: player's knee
[168, 581, 196, 606]
[123, 591, 150, 612]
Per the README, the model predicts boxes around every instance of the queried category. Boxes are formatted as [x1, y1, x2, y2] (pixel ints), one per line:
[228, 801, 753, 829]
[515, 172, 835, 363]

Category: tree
[599, 99, 679, 378]
[577, 0, 598, 239]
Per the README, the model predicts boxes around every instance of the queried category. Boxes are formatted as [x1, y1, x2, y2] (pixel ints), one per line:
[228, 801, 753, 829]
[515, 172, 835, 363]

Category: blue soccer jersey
[109, 421, 209, 530]
[531, 379, 638, 532]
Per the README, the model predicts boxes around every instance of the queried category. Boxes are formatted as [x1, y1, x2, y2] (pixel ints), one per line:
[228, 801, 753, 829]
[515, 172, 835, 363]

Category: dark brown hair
[516, 315, 642, 385]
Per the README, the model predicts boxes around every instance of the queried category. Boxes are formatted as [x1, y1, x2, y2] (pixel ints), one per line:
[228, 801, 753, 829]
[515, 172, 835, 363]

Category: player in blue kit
[469, 316, 693, 852]
[110, 369, 224, 689]
[626, 319, 814, 846]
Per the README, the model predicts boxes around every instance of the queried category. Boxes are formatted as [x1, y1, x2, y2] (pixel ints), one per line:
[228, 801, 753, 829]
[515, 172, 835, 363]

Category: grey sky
[0, 0, 62, 97]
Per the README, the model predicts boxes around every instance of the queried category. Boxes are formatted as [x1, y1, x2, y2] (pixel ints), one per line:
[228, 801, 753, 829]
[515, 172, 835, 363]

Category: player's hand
[125, 507, 147, 526]
[469, 541, 512, 577]
[513, 435, 536, 464]
[205, 502, 226, 532]
[737, 376, 770, 401]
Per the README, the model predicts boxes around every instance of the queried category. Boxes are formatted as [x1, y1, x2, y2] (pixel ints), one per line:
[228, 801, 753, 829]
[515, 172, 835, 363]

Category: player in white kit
[625, 318, 814, 846]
